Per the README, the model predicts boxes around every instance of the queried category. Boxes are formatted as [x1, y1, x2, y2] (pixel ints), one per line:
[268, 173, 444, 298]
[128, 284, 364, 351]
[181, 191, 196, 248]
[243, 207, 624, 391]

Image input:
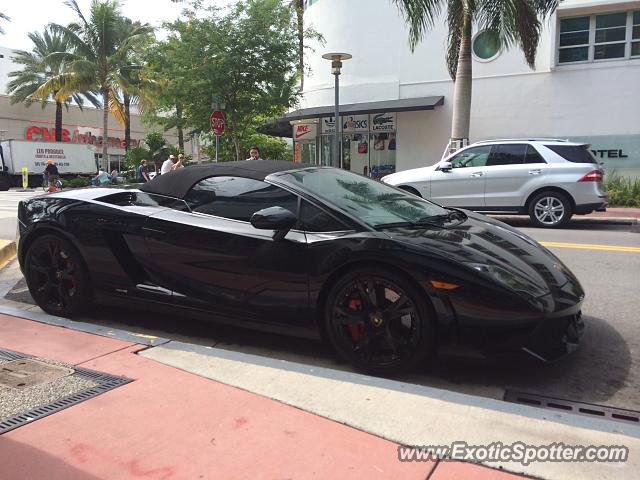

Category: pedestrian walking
[137, 159, 150, 183]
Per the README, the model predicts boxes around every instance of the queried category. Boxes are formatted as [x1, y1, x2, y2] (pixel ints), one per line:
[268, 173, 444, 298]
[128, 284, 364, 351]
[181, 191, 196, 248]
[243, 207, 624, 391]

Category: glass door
[369, 133, 397, 179]
[342, 133, 369, 176]
[297, 141, 318, 165]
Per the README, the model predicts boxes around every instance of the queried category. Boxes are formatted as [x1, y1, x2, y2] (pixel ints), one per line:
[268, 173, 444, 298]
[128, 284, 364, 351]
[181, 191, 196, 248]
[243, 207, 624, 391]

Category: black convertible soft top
[139, 160, 310, 199]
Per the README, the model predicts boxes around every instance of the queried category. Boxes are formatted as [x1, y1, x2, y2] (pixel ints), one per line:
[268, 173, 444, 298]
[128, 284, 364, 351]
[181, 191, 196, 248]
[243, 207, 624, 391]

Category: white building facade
[278, 0, 640, 179]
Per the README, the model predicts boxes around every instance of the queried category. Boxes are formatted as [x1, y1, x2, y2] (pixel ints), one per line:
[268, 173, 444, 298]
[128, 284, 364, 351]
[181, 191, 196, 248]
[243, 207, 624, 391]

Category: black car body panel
[17, 162, 585, 362]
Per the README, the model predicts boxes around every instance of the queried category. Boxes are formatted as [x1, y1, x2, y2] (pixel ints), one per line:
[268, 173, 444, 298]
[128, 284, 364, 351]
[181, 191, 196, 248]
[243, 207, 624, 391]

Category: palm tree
[6, 28, 99, 142]
[111, 17, 155, 152]
[393, 0, 558, 152]
[0, 12, 9, 35]
[50, 0, 153, 168]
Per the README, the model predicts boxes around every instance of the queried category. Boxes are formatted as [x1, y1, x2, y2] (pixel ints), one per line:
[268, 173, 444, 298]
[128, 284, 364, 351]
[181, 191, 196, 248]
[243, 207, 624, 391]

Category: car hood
[382, 164, 437, 185]
[382, 212, 583, 300]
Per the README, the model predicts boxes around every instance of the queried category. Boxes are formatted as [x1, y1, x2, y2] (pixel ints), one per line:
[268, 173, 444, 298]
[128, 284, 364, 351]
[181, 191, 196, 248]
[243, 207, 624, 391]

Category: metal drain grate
[504, 390, 640, 425]
[0, 348, 132, 435]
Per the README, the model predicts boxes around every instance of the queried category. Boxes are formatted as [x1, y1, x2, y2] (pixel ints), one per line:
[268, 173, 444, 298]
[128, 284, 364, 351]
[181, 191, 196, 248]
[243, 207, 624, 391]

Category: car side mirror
[439, 161, 453, 172]
[250, 206, 297, 241]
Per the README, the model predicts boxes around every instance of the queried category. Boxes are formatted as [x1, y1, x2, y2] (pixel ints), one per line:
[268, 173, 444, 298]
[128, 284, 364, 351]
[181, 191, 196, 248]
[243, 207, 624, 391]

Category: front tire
[528, 191, 573, 228]
[24, 234, 92, 316]
[324, 267, 436, 374]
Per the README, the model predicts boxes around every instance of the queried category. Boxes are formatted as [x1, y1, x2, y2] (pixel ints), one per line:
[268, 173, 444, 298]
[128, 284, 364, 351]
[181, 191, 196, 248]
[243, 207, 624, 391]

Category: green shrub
[61, 176, 91, 188]
[604, 172, 640, 207]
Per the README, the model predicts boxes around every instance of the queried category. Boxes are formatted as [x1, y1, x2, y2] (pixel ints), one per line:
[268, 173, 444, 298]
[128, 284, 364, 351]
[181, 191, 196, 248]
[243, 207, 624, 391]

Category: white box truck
[0, 140, 98, 190]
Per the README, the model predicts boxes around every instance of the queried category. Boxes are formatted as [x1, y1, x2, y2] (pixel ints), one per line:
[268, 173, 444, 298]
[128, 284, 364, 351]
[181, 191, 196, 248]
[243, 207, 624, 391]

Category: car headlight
[466, 262, 548, 298]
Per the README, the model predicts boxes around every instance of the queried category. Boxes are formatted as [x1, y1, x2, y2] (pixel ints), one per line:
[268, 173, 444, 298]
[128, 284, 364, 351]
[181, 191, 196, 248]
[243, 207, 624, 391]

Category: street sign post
[210, 110, 225, 162]
[21, 167, 28, 190]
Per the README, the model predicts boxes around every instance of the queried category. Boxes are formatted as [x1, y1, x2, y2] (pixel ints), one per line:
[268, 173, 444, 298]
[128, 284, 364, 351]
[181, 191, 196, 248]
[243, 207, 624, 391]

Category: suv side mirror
[439, 161, 453, 172]
[250, 206, 297, 241]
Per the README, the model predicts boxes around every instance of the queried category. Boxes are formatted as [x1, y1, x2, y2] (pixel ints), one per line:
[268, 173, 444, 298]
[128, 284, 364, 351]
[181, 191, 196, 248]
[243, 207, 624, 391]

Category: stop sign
[210, 110, 225, 136]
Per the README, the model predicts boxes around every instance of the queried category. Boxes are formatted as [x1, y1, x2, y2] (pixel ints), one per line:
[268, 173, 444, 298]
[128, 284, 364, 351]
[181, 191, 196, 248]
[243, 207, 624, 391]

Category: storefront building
[270, 0, 640, 179]
[0, 46, 199, 172]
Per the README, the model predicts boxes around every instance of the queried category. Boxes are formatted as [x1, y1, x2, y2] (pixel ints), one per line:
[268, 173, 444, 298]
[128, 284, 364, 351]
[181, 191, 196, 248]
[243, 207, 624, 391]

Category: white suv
[382, 139, 608, 228]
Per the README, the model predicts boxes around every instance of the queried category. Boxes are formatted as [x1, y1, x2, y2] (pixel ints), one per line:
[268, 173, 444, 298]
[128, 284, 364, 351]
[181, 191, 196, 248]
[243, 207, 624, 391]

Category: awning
[259, 95, 445, 138]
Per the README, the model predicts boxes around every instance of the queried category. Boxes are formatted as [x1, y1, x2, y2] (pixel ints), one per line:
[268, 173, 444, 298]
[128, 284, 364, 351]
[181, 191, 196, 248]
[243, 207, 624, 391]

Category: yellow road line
[540, 241, 640, 253]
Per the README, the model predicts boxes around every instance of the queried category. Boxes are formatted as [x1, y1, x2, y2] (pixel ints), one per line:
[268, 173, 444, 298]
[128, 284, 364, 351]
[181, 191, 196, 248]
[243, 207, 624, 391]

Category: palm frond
[0, 12, 10, 35]
[108, 88, 126, 126]
[392, 0, 444, 51]
[476, 0, 541, 68]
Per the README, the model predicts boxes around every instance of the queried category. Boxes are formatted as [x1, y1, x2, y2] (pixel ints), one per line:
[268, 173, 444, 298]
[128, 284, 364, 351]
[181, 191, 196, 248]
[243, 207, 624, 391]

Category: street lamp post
[322, 53, 351, 169]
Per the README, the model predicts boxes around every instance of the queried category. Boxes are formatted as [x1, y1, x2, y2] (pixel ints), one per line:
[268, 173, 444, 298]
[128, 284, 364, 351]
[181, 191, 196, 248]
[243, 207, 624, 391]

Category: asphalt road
[1, 190, 639, 412]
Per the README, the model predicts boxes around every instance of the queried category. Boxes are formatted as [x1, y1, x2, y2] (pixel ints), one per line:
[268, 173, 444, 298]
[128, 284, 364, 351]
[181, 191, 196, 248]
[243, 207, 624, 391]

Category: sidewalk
[0, 312, 524, 480]
[586, 207, 640, 219]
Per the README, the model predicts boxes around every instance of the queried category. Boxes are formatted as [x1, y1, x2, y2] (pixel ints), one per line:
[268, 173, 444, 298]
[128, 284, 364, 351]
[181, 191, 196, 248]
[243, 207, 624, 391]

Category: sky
[0, 0, 235, 51]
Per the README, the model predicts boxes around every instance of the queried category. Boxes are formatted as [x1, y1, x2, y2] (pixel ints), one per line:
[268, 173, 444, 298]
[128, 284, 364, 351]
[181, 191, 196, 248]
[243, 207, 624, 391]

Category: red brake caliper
[346, 293, 363, 341]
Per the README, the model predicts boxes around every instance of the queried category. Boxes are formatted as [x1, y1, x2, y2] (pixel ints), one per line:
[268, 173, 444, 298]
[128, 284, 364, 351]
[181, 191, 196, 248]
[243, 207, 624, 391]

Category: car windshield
[275, 167, 449, 228]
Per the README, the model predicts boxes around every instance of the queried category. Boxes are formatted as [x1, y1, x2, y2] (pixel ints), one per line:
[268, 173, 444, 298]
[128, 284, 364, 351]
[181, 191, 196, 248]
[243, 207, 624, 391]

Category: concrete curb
[491, 215, 638, 226]
[0, 240, 16, 268]
[0, 304, 172, 347]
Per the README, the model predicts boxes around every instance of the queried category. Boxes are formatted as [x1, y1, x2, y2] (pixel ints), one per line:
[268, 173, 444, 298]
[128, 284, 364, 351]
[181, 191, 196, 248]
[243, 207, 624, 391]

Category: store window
[472, 30, 502, 61]
[633, 11, 640, 56]
[558, 10, 640, 64]
[369, 133, 396, 179]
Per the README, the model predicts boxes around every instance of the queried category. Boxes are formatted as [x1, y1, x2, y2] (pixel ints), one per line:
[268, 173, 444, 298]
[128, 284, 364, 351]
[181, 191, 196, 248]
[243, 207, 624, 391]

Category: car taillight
[577, 170, 603, 182]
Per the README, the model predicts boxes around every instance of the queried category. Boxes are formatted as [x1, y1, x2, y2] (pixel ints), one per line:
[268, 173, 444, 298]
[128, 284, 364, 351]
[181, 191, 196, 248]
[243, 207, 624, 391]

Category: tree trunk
[55, 101, 63, 142]
[176, 103, 184, 151]
[296, 0, 304, 91]
[124, 92, 131, 152]
[450, 8, 472, 147]
[234, 137, 241, 162]
[102, 88, 109, 171]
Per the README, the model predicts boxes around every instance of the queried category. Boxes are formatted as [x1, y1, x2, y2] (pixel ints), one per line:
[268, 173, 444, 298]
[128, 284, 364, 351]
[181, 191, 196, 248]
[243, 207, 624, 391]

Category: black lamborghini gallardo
[17, 161, 585, 373]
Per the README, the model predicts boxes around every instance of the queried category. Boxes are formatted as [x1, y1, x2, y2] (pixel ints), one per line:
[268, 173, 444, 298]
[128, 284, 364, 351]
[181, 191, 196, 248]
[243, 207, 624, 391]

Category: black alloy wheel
[325, 268, 436, 374]
[24, 234, 92, 316]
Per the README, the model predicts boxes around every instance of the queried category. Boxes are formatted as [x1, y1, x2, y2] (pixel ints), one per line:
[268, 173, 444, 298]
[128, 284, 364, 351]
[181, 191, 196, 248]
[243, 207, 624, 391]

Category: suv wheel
[528, 191, 573, 228]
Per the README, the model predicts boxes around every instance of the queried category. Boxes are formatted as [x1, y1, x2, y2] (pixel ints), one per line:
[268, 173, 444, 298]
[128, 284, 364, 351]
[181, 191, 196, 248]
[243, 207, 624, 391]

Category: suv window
[184, 176, 298, 221]
[524, 145, 545, 164]
[545, 144, 598, 164]
[299, 200, 348, 232]
[487, 144, 527, 166]
[449, 145, 492, 168]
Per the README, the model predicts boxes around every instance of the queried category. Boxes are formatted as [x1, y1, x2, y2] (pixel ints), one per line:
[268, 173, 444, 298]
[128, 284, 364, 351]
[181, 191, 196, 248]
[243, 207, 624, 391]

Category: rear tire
[324, 267, 436, 374]
[528, 191, 573, 228]
[24, 234, 92, 316]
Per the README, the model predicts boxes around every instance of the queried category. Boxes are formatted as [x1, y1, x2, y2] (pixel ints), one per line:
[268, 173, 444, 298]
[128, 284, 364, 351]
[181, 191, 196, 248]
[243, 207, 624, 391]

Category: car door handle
[528, 169, 543, 175]
[470, 171, 484, 177]
[97, 217, 124, 226]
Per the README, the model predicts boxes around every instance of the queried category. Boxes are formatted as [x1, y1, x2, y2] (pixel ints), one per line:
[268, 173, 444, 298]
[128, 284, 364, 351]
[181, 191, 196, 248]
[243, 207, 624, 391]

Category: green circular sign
[473, 30, 502, 60]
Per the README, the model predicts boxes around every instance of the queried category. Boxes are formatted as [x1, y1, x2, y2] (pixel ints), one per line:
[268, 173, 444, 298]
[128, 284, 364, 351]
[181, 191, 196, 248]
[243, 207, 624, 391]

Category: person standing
[137, 159, 150, 183]
[175, 154, 185, 170]
[161, 154, 176, 175]
[246, 146, 264, 161]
